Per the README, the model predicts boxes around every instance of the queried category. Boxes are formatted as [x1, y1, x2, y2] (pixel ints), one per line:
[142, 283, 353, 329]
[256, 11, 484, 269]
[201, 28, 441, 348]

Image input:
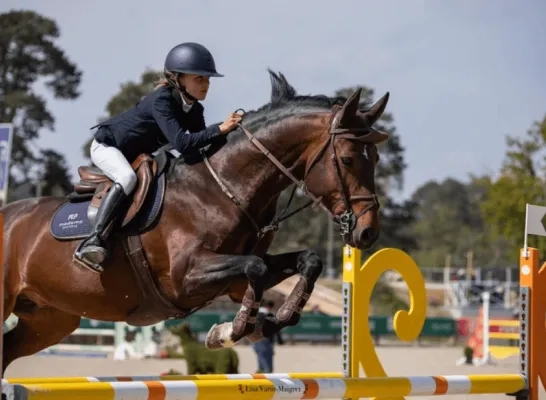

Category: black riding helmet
[165, 42, 224, 77]
[163, 42, 223, 101]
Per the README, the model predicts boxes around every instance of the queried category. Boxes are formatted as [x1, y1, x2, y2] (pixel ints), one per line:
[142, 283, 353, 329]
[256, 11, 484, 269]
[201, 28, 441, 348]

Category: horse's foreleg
[183, 252, 269, 350]
[249, 249, 323, 342]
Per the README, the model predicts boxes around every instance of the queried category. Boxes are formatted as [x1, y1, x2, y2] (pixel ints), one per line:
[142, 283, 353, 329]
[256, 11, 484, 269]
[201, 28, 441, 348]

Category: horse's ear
[268, 69, 297, 103]
[362, 92, 389, 125]
[332, 88, 361, 129]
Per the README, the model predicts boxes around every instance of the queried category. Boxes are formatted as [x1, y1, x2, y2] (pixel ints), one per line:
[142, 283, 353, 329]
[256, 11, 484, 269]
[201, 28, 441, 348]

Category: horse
[1, 70, 390, 374]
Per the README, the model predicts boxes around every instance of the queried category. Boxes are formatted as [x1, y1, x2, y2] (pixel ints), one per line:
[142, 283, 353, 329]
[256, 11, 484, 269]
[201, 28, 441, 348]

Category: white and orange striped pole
[4, 374, 527, 400]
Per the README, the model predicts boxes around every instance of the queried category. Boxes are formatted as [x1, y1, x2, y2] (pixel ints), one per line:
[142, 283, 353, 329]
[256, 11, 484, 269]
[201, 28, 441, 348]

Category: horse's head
[302, 88, 390, 249]
[203, 70, 390, 250]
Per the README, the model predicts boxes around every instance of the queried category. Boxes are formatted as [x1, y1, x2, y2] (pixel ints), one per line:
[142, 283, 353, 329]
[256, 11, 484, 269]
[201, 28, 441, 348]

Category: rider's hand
[219, 113, 242, 134]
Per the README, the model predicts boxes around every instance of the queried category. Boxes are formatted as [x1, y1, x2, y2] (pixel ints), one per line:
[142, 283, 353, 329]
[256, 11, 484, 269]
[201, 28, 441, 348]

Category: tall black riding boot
[74, 182, 128, 272]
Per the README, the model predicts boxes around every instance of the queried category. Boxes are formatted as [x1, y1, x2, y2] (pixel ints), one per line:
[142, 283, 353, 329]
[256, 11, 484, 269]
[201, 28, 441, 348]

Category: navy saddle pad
[50, 174, 165, 240]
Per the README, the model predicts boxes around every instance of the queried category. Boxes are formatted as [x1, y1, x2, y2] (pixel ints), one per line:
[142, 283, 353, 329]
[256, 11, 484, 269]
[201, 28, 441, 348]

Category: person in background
[252, 300, 284, 373]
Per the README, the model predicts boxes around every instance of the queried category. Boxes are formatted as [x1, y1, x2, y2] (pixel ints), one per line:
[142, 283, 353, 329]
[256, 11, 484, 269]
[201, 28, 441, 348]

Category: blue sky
[3, 0, 546, 200]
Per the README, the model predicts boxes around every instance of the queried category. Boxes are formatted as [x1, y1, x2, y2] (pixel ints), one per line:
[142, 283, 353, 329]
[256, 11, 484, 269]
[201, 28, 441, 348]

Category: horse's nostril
[360, 226, 376, 244]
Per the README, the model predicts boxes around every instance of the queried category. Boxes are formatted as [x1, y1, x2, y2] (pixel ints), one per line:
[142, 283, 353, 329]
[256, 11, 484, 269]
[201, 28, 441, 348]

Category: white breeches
[90, 139, 137, 195]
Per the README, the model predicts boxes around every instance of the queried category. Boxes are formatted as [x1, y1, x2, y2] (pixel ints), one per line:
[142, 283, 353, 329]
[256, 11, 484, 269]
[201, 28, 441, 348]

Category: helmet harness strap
[164, 69, 198, 102]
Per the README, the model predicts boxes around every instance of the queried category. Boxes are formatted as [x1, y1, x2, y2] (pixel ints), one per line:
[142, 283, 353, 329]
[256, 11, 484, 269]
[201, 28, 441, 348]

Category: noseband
[200, 108, 380, 243]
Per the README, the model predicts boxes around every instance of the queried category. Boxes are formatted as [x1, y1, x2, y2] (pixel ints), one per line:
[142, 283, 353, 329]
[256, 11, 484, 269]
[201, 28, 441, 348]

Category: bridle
[200, 107, 380, 243]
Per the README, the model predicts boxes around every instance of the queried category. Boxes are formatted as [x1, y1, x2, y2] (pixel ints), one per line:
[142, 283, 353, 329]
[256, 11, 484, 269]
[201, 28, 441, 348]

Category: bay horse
[1, 70, 390, 373]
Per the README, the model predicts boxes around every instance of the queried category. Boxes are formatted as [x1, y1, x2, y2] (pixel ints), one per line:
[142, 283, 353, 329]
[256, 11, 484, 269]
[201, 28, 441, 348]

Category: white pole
[504, 267, 512, 309]
[523, 204, 529, 257]
[481, 292, 490, 364]
[327, 217, 334, 278]
[114, 322, 125, 354]
[443, 266, 450, 307]
[478, 291, 495, 366]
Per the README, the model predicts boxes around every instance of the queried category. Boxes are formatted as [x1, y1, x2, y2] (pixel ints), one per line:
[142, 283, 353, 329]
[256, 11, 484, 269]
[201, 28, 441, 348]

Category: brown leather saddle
[74, 153, 159, 228]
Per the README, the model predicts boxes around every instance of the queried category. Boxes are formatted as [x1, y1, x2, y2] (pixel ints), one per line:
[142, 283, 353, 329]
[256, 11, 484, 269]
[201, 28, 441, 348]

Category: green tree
[0, 10, 82, 200]
[40, 149, 73, 195]
[408, 177, 511, 268]
[479, 115, 546, 257]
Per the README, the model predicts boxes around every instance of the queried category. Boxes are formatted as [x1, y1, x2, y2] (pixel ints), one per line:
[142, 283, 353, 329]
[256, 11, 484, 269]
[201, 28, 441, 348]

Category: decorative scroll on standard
[342, 246, 427, 400]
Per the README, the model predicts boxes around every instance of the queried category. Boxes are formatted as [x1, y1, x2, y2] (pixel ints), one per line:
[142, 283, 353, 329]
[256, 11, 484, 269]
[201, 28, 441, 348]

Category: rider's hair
[154, 77, 169, 89]
[154, 71, 181, 90]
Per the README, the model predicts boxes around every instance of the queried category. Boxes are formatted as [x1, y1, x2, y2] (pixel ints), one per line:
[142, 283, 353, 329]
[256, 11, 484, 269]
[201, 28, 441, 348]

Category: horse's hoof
[205, 322, 236, 350]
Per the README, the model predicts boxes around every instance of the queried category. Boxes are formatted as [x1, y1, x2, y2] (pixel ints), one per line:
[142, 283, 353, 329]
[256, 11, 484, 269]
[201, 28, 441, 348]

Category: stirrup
[73, 240, 106, 273]
[73, 253, 105, 273]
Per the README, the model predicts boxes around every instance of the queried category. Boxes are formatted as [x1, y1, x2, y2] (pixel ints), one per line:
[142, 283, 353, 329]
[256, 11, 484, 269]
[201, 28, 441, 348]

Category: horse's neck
[223, 119, 319, 215]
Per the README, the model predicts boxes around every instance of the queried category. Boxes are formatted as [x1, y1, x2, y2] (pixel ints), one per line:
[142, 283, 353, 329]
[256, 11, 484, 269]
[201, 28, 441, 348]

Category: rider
[74, 42, 242, 272]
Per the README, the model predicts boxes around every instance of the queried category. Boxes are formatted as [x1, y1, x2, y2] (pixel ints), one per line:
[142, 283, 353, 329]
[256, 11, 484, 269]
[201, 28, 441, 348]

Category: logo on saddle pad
[50, 153, 168, 240]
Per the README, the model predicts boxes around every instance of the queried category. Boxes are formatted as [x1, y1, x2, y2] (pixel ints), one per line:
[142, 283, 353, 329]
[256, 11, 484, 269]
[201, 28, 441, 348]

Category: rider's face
[178, 74, 210, 101]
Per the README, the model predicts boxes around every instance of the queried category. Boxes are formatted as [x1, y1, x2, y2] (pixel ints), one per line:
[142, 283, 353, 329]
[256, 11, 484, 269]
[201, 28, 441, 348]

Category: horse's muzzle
[353, 224, 379, 249]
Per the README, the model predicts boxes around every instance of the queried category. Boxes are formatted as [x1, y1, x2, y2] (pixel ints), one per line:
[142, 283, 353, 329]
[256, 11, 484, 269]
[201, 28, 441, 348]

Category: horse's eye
[341, 157, 352, 166]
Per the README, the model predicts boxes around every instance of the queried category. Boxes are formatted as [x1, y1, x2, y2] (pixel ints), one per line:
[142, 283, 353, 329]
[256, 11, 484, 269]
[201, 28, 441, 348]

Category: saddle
[71, 151, 168, 227]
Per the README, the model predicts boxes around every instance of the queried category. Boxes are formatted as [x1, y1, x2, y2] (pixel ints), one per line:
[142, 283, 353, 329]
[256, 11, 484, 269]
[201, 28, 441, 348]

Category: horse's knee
[298, 250, 323, 281]
[244, 256, 268, 283]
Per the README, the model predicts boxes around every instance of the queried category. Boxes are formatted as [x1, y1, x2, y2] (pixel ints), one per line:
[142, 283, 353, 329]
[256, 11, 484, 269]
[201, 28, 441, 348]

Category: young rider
[74, 42, 242, 272]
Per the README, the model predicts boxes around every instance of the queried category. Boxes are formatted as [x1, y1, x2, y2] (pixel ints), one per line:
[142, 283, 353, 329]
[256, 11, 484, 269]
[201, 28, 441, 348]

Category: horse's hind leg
[249, 249, 323, 342]
[3, 302, 80, 375]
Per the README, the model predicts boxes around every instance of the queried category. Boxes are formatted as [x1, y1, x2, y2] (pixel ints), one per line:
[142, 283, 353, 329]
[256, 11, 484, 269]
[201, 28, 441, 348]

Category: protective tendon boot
[74, 182, 128, 272]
